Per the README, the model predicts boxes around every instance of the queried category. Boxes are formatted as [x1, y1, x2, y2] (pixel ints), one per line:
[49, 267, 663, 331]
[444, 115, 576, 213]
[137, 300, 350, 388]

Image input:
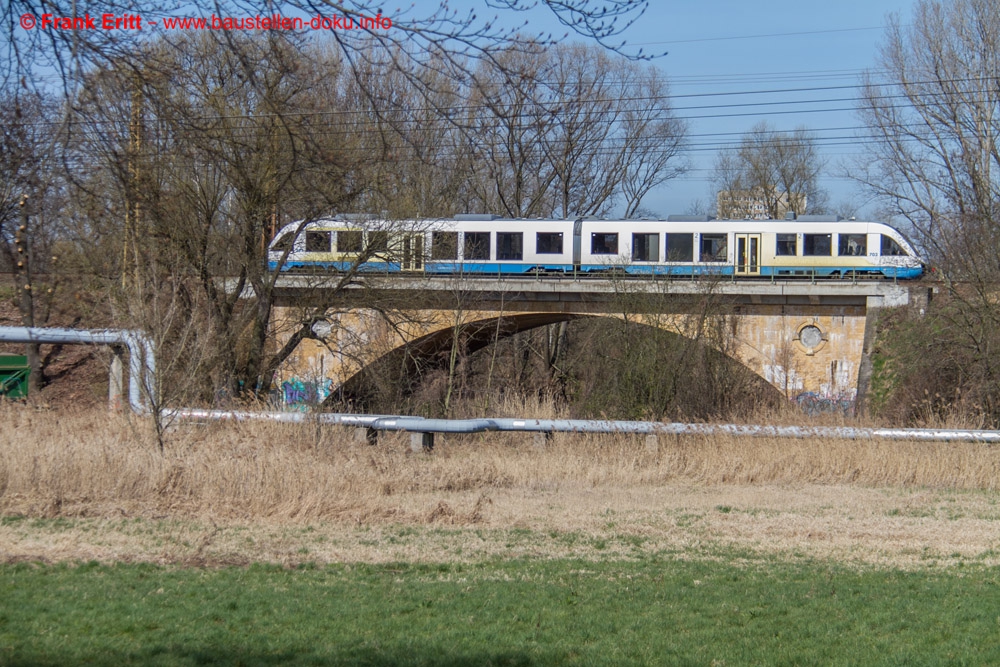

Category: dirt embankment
[0, 284, 110, 408]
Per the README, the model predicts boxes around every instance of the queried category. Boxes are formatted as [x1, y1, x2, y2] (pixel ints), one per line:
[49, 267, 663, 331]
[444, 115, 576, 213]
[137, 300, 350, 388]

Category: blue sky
[464, 0, 919, 217]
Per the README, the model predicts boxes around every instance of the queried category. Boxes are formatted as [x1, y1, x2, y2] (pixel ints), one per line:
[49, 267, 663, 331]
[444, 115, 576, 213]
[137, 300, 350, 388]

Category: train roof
[277, 214, 893, 229]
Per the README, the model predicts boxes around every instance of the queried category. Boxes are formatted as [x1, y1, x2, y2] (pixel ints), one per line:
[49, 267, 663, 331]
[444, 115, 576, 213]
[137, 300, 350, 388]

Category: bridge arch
[328, 311, 782, 411]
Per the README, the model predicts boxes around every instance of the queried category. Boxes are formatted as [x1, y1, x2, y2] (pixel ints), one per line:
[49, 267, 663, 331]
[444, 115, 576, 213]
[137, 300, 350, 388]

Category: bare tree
[544, 43, 625, 217]
[616, 67, 687, 218]
[158, 36, 362, 396]
[0, 88, 66, 391]
[855, 0, 1000, 423]
[464, 42, 558, 217]
[341, 48, 470, 219]
[714, 121, 825, 219]
[544, 43, 688, 217]
[856, 0, 1000, 271]
[62, 34, 366, 397]
[464, 41, 687, 218]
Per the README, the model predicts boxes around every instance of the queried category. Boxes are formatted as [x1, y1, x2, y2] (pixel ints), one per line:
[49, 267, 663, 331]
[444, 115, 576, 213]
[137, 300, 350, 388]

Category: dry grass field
[3, 400, 1000, 569]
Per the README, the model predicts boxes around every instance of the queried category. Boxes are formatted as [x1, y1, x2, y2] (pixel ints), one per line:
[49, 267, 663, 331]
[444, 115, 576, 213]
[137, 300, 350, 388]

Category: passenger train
[267, 214, 924, 279]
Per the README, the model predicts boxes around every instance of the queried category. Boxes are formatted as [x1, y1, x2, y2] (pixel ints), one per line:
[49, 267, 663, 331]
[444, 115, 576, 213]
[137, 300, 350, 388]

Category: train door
[400, 233, 424, 271]
[572, 218, 583, 271]
[735, 233, 761, 276]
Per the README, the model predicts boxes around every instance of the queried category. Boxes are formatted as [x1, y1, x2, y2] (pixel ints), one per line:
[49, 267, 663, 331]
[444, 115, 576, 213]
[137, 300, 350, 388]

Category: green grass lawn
[1, 557, 998, 666]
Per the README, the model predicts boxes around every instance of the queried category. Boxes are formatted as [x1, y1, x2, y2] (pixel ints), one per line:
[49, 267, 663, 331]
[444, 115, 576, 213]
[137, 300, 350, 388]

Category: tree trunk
[16, 199, 41, 393]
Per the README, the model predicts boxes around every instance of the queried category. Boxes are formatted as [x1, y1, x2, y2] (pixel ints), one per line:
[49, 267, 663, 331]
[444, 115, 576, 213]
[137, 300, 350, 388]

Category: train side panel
[423, 219, 576, 274]
[267, 216, 923, 279]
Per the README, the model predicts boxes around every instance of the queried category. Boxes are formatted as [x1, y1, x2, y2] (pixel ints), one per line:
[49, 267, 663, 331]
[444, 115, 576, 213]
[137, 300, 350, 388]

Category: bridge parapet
[266, 274, 918, 304]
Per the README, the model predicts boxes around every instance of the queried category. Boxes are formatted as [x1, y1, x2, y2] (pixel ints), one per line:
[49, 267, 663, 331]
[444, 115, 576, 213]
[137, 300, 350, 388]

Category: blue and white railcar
[267, 214, 924, 279]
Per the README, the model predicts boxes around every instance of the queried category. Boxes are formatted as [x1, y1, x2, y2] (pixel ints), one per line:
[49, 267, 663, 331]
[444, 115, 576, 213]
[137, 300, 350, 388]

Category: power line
[632, 25, 888, 46]
[46, 127, 928, 168]
[13, 73, 998, 135]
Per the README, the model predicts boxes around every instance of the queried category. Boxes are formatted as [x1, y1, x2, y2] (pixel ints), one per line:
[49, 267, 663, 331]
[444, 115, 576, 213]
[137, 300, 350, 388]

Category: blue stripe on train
[272, 261, 398, 272]
[427, 263, 734, 275]
[760, 266, 923, 279]
[272, 260, 923, 279]
[424, 262, 574, 273]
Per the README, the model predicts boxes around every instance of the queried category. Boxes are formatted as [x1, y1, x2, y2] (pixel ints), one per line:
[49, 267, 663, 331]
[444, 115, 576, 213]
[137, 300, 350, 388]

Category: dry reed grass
[3, 401, 1000, 521]
[3, 401, 1000, 567]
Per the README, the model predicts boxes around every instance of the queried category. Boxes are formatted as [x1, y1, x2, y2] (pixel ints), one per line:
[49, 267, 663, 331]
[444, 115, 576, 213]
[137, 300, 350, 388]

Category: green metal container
[0, 354, 30, 398]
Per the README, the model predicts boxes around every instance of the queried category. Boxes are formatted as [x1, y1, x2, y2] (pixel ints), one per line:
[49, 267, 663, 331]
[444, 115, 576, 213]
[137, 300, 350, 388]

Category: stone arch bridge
[267, 275, 931, 408]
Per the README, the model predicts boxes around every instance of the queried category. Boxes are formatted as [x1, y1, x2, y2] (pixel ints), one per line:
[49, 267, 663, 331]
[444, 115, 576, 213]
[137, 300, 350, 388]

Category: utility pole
[16, 195, 41, 392]
[122, 77, 143, 289]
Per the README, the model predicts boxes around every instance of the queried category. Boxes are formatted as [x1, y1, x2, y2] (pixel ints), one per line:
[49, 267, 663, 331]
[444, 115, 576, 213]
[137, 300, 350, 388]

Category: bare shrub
[870, 299, 997, 428]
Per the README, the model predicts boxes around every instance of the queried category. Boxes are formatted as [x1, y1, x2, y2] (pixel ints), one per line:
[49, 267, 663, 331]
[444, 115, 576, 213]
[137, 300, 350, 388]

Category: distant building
[716, 189, 806, 220]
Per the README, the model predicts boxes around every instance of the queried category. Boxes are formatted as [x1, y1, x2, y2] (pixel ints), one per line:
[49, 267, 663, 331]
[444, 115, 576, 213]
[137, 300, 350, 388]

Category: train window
[665, 233, 694, 262]
[272, 232, 295, 253]
[367, 231, 389, 253]
[497, 232, 523, 260]
[632, 233, 659, 262]
[838, 234, 866, 256]
[536, 232, 564, 254]
[881, 235, 906, 256]
[464, 232, 491, 260]
[700, 234, 727, 262]
[803, 233, 832, 256]
[431, 232, 458, 260]
[305, 231, 331, 253]
[337, 230, 363, 253]
[591, 233, 618, 255]
[776, 233, 797, 256]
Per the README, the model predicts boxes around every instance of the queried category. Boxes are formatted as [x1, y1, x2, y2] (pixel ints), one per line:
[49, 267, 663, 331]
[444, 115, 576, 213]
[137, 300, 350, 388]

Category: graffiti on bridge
[277, 377, 334, 409]
[795, 392, 855, 417]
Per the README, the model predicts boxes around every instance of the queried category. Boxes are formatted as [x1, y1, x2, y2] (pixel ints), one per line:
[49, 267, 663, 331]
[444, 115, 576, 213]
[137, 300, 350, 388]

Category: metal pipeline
[368, 416, 1000, 443]
[167, 411, 1000, 444]
[0, 326, 154, 413]
[163, 408, 398, 429]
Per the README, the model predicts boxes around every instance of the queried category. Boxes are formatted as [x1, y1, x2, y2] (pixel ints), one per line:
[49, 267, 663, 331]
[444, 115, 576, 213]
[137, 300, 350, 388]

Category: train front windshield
[271, 232, 295, 252]
[880, 235, 907, 256]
